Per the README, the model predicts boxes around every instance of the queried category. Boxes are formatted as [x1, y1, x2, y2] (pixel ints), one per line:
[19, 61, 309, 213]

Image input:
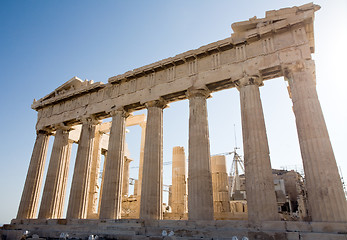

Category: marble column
[168, 185, 173, 208]
[17, 130, 51, 219]
[237, 76, 279, 223]
[211, 155, 231, 213]
[56, 140, 73, 218]
[38, 126, 72, 219]
[136, 122, 146, 216]
[86, 125, 102, 218]
[134, 179, 138, 196]
[140, 100, 166, 220]
[67, 117, 100, 219]
[122, 157, 133, 197]
[99, 109, 129, 219]
[284, 60, 347, 222]
[171, 146, 187, 215]
[187, 89, 214, 220]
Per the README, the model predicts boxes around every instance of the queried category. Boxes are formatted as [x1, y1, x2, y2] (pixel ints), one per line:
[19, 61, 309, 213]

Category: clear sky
[0, 0, 346, 225]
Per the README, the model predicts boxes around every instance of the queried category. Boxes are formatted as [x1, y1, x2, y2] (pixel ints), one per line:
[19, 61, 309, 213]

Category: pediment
[39, 76, 94, 102]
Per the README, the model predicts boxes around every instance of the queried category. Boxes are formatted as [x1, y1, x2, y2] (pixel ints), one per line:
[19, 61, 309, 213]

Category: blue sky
[1, 0, 346, 225]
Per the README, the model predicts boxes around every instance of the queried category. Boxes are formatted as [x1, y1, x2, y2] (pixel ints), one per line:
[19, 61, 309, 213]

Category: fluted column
[99, 109, 129, 219]
[211, 155, 230, 213]
[140, 100, 166, 220]
[67, 117, 100, 219]
[237, 76, 279, 223]
[87, 126, 102, 218]
[168, 185, 173, 207]
[171, 146, 187, 215]
[38, 126, 71, 219]
[284, 60, 347, 222]
[187, 89, 214, 220]
[17, 130, 51, 219]
[56, 140, 73, 218]
[122, 157, 133, 197]
[136, 122, 146, 217]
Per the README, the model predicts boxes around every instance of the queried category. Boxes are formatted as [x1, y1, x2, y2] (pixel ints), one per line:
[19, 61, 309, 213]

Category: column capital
[109, 108, 130, 118]
[36, 129, 54, 135]
[139, 121, 147, 129]
[124, 156, 133, 163]
[53, 123, 73, 133]
[186, 88, 210, 99]
[79, 115, 102, 125]
[282, 60, 316, 81]
[145, 99, 168, 109]
[235, 75, 263, 90]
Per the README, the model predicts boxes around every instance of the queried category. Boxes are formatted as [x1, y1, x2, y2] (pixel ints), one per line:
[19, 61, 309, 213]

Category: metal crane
[229, 147, 244, 197]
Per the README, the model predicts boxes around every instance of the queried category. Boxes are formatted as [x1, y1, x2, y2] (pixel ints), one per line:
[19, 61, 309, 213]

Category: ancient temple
[1, 3, 347, 240]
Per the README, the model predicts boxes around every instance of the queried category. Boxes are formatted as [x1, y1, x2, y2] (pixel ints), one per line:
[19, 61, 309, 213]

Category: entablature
[33, 3, 319, 131]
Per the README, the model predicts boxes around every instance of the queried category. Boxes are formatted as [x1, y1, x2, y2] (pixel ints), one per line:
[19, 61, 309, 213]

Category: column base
[5, 219, 347, 239]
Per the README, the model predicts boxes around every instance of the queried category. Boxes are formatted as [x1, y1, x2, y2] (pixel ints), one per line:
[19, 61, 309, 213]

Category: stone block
[31, 219, 47, 225]
[248, 231, 287, 240]
[285, 221, 312, 232]
[57, 219, 67, 225]
[132, 236, 149, 240]
[163, 237, 177, 240]
[300, 232, 347, 240]
[1, 224, 16, 230]
[1, 230, 27, 240]
[10, 219, 21, 225]
[214, 229, 250, 239]
[47, 219, 59, 225]
[261, 221, 286, 231]
[194, 220, 217, 227]
[279, 49, 301, 64]
[286, 232, 300, 240]
[144, 227, 163, 237]
[148, 237, 163, 240]
[158, 220, 184, 228]
[310, 222, 347, 234]
[144, 220, 160, 227]
[215, 220, 249, 229]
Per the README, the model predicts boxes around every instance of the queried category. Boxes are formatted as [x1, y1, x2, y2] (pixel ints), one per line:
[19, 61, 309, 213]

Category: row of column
[17, 61, 347, 222]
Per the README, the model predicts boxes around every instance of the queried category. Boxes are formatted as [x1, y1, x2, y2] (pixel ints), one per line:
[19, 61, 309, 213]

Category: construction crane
[129, 177, 136, 185]
[211, 148, 244, 198]
[229, 147, 244, 197]
[163, 184, 171, 193]
[212, 124, 245, 198]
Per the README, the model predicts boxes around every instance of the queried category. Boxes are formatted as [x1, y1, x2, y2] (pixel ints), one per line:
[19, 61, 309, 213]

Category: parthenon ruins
[1, 3, 347, 240]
